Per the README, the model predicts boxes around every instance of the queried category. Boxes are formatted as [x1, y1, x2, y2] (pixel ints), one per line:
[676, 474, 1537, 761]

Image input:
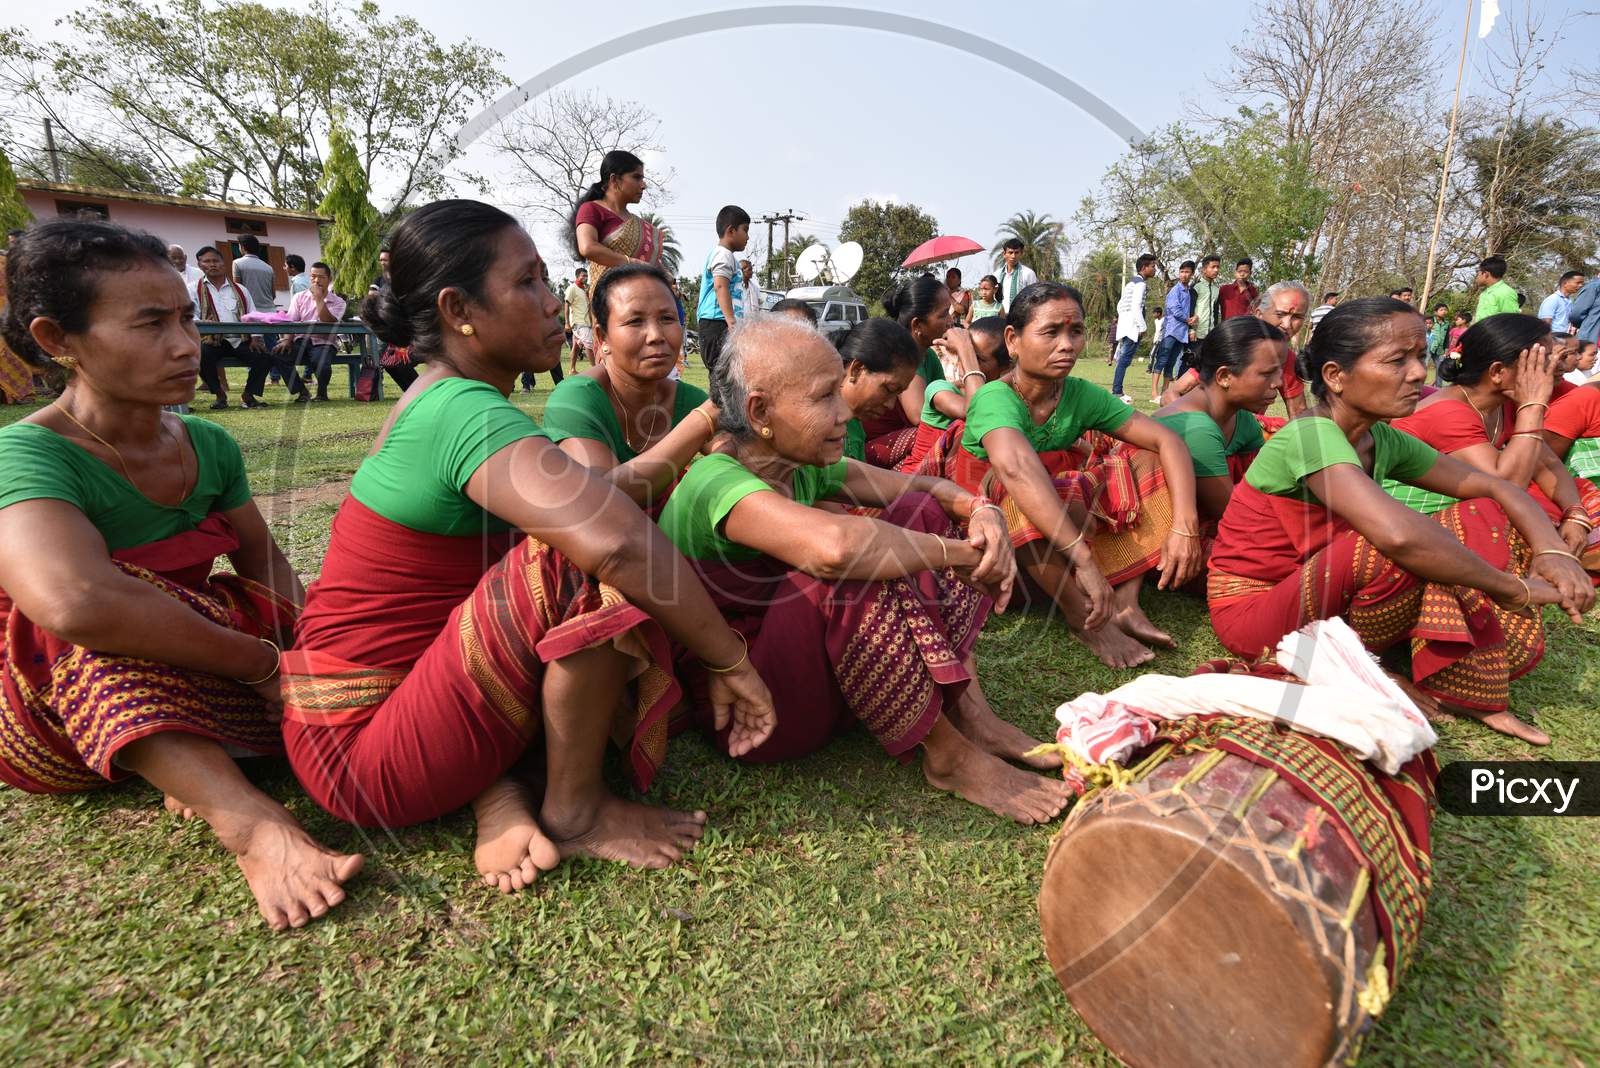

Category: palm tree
[992, 211, 1065, 281]
[1070, 244, 1123, 330]
[639, 212, 682, 275]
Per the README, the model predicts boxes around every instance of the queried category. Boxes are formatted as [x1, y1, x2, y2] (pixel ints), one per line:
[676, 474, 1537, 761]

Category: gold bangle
[1533, 548, 1583, 562]
[236, 638, 281, 686]
[1516, 402, 1549, 415]
[704, 631, 749, 674]
[962, 370, 986, 384]
[1510, 431, 1544, 439]
[1516, 575, 1534, 610]
[1170, 527, 1202, 538]
[1059, 530, 1086, 556]
[694, 407, 718, 436]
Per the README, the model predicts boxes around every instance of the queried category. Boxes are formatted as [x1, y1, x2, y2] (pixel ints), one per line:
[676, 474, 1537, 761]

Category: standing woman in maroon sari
[0, 219, 362, 931]
[570, 150, 661, 291]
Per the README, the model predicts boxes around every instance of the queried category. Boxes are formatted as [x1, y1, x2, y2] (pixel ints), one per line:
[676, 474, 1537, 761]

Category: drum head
[1040, 814, 1339, 1068]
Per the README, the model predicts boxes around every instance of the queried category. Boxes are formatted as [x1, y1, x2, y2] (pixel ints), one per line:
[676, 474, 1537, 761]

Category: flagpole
[1420, 0, 1475, 308]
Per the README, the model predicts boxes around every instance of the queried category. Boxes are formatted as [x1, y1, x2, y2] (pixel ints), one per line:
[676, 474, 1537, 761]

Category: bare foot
[1074, 621, 1156, 669]
[227, 814, 364, 931]
[473, 777, 561, 894]
[541, 793, 706, 869]
[949, 691, 1061, 771]
[163, 794, 196, 820]
[1444, 703, 1550, 746]
[1114, 605, 1175, 649]
[923, 719, 1073, 824]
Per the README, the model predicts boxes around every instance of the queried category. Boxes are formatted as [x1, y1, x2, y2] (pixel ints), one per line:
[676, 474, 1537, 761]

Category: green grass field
[2, 347, 1597, 1065]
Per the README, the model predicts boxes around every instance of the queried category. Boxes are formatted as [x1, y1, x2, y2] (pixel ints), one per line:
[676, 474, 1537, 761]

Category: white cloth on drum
[1052, 618, 1436, 775]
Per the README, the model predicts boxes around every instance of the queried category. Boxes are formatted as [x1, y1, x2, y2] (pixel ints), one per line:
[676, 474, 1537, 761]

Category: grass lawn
[2, 347, 1598, 1065]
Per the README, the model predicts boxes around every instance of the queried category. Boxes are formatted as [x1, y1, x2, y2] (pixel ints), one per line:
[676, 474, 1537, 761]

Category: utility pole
[43, 119, 63, 182]
[757, 210, 805, 290]
[758, 214, 777, 289]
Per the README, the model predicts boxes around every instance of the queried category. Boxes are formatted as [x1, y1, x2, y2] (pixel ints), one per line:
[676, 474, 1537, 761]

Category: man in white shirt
[1109, 253, 1157, 402]
[166, 244, 205, 301]
[193, 245, 263, 409]
[996, 238, 1039, 314]
[741, 258, 762, 318]
[274, 261, 347, 401]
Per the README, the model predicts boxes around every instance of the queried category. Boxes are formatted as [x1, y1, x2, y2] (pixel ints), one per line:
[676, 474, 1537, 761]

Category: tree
[992, 210, 1066, 281]
[638, 212, 681, 275]
[1463, 115, 1600, 273]
[0, 0, 505, 217]
[493, 89, 672, 242]
[838, 200, 938, 303]
[318, 125, 381, 301]
[0, 144, 31, 233]
[768, 232, 818, 291]
[1068, 244, 1123, 333]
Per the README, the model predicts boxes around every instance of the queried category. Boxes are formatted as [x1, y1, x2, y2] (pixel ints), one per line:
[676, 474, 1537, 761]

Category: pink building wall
[20, 189, 324, 307]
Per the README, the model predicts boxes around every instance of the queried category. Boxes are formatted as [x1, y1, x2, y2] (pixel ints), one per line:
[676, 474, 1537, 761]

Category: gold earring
[459, 324, 475, 336]
[759, 426, 773, 438]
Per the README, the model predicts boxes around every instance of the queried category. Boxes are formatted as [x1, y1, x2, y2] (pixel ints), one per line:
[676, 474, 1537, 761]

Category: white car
[784, 285, 869, 340]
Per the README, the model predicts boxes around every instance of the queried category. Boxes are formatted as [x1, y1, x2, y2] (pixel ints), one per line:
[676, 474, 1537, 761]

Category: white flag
[1479, 0, 1501, 38]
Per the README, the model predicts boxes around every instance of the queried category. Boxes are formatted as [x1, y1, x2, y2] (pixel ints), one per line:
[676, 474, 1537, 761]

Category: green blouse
[844, 419, 866, 461]
[922, 379, 961, 431]
[918, 347, 944, 386]
[350, 377, 547, 536]
[961, 378, 1133, 460]
[542, 374, 709, 463]
[0, 416, 250, 550]
[1154, 409, 1265, 479]
[1244, 417, 1438, 505]
[658, 452, 849, 562]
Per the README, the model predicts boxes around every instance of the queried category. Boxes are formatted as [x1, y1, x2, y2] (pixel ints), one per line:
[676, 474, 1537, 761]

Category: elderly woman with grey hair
[658, 317, 1074, 824]
[1162, 278, 1312, 418]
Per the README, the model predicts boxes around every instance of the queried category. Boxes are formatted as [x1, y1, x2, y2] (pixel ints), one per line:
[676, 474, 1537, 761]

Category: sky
[9, 0, 1595, 287]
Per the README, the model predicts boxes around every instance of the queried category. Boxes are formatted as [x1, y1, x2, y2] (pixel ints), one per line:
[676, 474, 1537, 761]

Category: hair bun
[361, 286, 414, 348]
[880, 283, 905, 318]
[1436, 353, 1463, 384]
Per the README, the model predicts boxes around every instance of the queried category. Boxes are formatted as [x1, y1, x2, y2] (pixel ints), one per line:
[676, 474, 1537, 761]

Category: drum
[1039, 734, 1430, 1068]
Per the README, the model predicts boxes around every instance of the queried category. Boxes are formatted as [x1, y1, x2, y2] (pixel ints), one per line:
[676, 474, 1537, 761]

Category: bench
[197, 321, 383, 400]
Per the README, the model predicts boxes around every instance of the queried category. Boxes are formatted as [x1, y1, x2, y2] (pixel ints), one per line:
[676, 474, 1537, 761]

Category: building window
[56, 200, 109, 219]
[224, 217, 269, 236]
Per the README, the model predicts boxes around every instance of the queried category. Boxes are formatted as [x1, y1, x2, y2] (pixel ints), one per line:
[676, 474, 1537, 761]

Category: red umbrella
[901, 235, 984, 269]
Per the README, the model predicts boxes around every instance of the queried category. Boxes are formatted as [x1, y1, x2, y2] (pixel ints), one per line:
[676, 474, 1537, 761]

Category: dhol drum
[1039, 726, 1434, 1068]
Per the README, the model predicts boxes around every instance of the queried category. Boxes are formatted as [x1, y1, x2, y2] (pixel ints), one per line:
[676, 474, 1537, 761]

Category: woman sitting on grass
[854, 275, 953, 468]
[1208, 298, 1592, 746]
[1387, 313, 1600, 573]
[942, 282, 1204, 669]
[280, 200, 775, 893]
[0, 218, 361, 932]
[541, 263, 720, 514]
[1151, 316, 1287, 528]
[660, 317, 1073, 825]
[899, 316, 1012, 474]
[837, 318, 954, 463]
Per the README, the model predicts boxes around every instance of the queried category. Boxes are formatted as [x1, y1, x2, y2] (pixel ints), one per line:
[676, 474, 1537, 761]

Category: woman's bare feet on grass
[1113, 605, 1174, 648]
[949, 689, 1060, 772]
[1075, 620, 1156, 669]
[1112, 582, 1174, 648]
[473, 776, 561, 894]
[922, 718, 1073, 824]
[163, 794, 195, 820]
[1444, 703, 1550, 746]
[221, 811, 364, 931]
[541, 793, 706, 869]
